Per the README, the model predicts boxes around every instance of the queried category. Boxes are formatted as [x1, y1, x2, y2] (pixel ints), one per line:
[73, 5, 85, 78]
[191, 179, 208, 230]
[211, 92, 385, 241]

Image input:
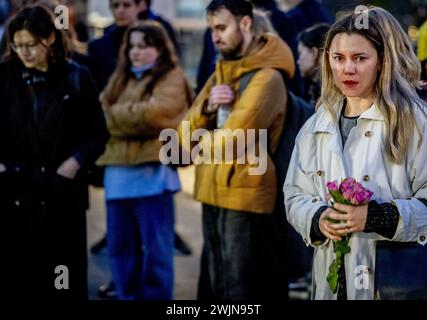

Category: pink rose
[340, 177, 356, 192]
[327, 180, 339, 192]
[343, 189, 354, 202]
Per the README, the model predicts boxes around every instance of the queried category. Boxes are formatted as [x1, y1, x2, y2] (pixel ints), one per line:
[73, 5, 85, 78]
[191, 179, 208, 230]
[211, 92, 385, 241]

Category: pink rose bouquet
[326, 178, 373, 293]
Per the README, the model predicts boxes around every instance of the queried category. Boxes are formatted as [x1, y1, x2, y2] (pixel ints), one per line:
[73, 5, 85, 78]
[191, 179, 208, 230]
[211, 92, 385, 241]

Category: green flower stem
[326, 194, 353, 294]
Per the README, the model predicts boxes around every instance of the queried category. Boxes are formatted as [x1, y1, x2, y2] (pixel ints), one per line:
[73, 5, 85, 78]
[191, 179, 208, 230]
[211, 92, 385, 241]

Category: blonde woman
[284, 7, 427, 299]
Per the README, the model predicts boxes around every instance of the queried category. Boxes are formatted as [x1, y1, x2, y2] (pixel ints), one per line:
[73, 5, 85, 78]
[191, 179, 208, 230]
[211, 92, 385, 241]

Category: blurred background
[4, 0, 424, 88]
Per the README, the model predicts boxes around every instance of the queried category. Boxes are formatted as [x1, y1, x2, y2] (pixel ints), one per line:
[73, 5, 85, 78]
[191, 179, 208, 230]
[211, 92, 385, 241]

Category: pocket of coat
[54, 173, 78, 194]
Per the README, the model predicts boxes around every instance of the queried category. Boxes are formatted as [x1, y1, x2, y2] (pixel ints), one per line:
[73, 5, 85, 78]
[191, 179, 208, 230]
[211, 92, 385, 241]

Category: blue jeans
[106, 193, 174, 300]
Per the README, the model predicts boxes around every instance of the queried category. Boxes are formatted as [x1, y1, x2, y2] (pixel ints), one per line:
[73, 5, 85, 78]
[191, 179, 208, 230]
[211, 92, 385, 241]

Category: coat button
[365, 131, 372, 137]
[312, 197, 319, 203]
[41, 166, 46, 173]
[316, 170, 324, 177]
[40, 201, 46, 206]
[363, 175, 369, 182]
[15, 166, 20, 172]
[418, 235, 427, 246]
[15, 200, 20, 206]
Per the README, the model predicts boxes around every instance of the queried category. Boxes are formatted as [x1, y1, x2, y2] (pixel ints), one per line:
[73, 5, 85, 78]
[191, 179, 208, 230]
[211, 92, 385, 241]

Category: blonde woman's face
[328, 33, 379, 99]
[129, 31, 160, 68]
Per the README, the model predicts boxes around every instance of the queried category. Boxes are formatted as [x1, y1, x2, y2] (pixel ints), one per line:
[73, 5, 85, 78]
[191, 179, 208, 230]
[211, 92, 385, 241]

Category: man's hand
[205, 85, 235, 113]
[57, 157, 80, 179]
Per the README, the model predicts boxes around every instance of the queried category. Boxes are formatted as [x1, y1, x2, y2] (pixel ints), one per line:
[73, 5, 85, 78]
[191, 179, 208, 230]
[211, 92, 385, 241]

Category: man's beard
[220, 34, 244, 60]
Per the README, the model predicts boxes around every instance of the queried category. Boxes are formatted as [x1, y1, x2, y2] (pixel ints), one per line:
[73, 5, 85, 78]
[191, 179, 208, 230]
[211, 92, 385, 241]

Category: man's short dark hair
[207, 0, 253, 19]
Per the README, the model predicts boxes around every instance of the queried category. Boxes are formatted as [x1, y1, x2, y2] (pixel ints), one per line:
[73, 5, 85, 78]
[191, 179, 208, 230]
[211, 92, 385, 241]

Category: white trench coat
[284, 101, 427, 300]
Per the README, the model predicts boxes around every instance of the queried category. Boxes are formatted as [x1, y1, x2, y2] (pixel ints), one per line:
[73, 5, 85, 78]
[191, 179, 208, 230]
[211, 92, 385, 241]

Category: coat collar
[312, 100, 384, 134]
[359, 102, 384, 121]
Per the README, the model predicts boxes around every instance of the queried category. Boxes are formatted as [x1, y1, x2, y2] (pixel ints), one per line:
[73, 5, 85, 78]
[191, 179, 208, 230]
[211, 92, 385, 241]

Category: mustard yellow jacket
[180, 33, 295, 214]
[97, 67, 190, 165]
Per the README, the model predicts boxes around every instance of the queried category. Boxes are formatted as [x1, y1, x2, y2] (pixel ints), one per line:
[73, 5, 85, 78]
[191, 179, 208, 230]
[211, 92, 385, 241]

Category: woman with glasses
[0, 5, 109, 299]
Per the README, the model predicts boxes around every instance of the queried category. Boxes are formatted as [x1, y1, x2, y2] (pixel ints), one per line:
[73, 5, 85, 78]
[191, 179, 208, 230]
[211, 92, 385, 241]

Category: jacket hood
[215, 33, 295, 84]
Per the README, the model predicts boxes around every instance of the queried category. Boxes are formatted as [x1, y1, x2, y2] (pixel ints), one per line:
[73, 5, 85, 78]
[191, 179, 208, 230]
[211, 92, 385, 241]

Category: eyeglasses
[10, 42, 40, 53]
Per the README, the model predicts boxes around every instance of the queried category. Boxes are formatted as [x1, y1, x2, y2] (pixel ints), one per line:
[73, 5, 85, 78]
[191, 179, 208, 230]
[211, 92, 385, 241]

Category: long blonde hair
[319, 7, 425, 164]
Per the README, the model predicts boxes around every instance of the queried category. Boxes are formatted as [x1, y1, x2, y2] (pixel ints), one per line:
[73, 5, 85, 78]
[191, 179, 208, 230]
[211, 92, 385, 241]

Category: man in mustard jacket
[179, 0, 295, 299]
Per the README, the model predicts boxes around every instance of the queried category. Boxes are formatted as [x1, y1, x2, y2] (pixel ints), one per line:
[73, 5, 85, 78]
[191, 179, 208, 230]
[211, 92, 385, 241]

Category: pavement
[86, 166, 203, 300]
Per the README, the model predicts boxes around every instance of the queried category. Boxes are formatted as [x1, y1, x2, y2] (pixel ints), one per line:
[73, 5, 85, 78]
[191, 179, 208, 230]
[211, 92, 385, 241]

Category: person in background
[88, 0, 140, 92]
[182, 0, 294, 300]
[250, 0, 298, 58]
[89, 0, 192, 299]
[0, 0, 10, 39]
[0, 4, 108, 299]
[97, 21, 191, 300]
[0, 0, 55, 58]
[296, 23, 330, 105]
[137, 0, 179, 54]
[87, 0, 140, 299]
[196, 0, 302, 94]
[136, 0, 192, 257]
[282, 0, 333, 35]
[284, 7, 427, 299]
[63, 0, 89, 56]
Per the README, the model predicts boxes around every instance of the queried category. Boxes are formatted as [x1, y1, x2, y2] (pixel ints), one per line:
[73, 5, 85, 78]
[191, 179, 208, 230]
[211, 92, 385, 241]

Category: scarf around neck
[130, 63, 155, 80]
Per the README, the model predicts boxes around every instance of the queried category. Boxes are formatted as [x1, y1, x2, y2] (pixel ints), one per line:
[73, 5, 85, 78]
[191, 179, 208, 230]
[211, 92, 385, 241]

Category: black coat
[87, 25, 127, 92]
[0, 59, 109, 299]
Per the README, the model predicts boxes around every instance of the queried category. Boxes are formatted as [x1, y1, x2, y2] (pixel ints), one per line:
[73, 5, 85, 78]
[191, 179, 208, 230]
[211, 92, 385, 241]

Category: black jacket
[87, 25, 127, 92]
